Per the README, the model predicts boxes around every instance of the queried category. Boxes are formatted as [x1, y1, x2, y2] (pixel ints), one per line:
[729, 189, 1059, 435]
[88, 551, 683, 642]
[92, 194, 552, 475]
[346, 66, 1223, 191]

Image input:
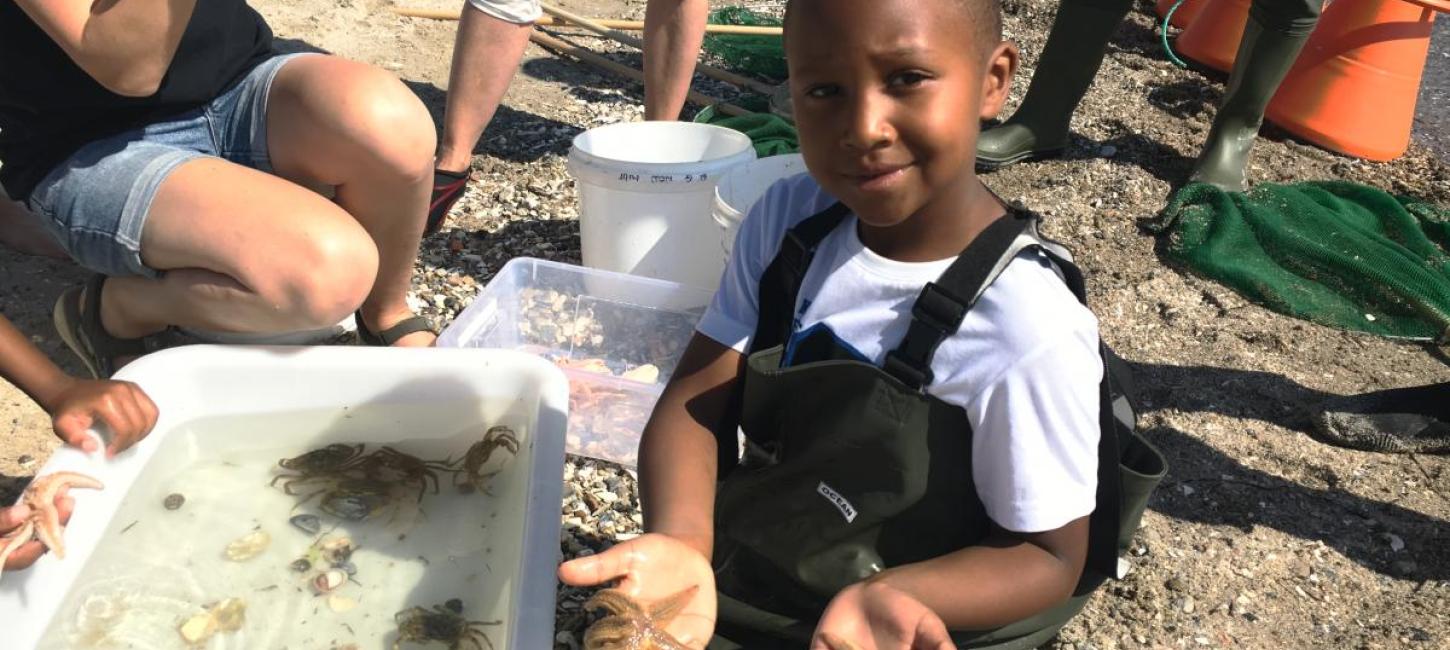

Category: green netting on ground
[693, 105, 798, 157]
[702, 7, 787, 80]
[1151, 181, 1450, 341]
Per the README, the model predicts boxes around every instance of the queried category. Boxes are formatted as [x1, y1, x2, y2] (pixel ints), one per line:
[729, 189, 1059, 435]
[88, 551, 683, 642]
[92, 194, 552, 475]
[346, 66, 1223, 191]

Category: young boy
[562, 0, 1126, 647]
[0, 311, 158, 570]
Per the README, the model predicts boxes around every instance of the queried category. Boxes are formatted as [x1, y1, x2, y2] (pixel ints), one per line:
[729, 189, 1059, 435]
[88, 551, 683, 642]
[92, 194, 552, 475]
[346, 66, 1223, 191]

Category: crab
[354, 447, 453, 503]
[454, 427, 521, 493]
[297, 476, 408, 522]
[271, 443, 368, 494]
[393, 599, 500, 650]
[583, 586, 698, 650]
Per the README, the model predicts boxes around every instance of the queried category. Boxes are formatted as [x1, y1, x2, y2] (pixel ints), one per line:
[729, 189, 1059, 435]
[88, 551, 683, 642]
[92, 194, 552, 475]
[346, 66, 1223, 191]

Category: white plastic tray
[0, 345, 568, 649]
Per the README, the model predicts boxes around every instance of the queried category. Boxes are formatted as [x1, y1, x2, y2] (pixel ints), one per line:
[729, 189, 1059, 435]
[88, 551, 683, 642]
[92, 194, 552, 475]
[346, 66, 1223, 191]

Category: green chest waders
[708, 204, 1166, 650]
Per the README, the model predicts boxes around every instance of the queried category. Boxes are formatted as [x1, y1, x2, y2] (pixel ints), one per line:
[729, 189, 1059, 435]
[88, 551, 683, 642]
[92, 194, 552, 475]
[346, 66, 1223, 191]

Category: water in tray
[37, 402, 529, 650]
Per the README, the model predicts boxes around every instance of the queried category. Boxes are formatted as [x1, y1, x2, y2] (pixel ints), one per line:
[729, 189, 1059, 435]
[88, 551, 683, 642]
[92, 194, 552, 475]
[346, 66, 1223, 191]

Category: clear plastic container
[440, 258, 713, 467]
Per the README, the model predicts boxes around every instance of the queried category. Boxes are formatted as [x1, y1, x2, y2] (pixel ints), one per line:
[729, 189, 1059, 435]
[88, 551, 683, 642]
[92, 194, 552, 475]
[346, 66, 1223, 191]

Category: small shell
[335, 560, 358, 576]
[178, 612, 217, 644]
[327, 595, 357, 612]
[289, 514, 321, 535]
[163, 493, 185, 510]
[209, 598, 246, 632]
[224, 530, 271, 562]
[290, 558, 312, 573]
[313, 569, 347, 594]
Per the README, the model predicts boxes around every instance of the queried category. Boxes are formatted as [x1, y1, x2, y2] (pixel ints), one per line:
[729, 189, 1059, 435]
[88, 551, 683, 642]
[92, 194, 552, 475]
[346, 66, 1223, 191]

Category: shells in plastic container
[313, 569, 347, 594]
[210, 598, 246, 632]
[178, 612, 218, 644]
[224, 530, 271, 561]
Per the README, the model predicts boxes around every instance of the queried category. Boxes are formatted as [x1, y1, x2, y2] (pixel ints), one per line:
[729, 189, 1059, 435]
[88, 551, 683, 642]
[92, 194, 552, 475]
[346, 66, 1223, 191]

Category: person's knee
[343, 69, 437, 182]
[271, 224, 379, 329]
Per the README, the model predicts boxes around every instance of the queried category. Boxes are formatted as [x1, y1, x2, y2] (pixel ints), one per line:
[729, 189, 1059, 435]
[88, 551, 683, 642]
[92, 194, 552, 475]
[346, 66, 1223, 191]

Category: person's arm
[642, 0, 708, 120]
[0, 313, 158, 456]
[873, 518, 1089, 628]
[638, 332, 744, 558]
[13, 0, 199, 96]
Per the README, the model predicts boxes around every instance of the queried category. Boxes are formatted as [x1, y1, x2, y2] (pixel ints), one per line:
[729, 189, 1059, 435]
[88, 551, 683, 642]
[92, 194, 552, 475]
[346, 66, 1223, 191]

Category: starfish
[583, 585, 698, 650]
[0, 471, 103, 581]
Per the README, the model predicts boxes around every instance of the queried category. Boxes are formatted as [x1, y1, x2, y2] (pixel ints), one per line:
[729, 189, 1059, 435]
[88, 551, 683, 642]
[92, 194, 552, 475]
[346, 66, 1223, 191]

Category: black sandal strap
[355, 311, 437, 346]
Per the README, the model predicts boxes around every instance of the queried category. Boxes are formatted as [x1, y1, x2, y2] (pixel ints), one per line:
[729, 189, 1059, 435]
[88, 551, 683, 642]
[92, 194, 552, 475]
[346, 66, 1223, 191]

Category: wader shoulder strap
[885, 209, 1124, 581]
[750, 202, 854, 355]
[882, 212, 1033, 390]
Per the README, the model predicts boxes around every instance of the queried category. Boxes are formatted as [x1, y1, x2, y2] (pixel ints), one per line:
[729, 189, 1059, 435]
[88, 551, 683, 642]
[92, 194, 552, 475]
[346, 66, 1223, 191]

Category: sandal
[354, 310, 437, 347]
[427, 169, 469, 236]
[53, 275, 156, 379]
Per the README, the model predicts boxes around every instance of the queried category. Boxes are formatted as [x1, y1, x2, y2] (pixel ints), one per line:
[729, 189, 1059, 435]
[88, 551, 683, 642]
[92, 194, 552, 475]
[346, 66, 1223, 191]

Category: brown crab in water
[394, 598, 500, 650]
[354, 447, 454, 503]
[454, 427, 521, 493]
[583, 586, 698, 650]
[271, 443, 368, 493]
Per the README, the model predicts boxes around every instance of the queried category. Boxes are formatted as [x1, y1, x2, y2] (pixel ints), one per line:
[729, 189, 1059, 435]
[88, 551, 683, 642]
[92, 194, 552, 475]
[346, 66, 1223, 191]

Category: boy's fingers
[558, 544, 636, 587]
[54, 495, 75, 524]
[0, 505, 31, 530]
[53, 412, 99, 454]
[132, 384, 160, 436]
[3, 539, 46, 570]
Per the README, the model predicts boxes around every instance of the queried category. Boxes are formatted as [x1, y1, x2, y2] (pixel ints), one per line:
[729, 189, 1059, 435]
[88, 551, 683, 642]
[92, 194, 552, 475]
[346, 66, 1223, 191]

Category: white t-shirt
[698, 173, 1103, 533]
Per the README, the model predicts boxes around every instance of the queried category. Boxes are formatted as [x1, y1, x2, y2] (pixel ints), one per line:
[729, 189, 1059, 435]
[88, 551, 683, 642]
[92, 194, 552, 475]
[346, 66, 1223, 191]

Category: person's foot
[975, 121, 1068, 171]
[1187, 123, 1255, 192]
[1311, 382, 1450, 454]
[357, 309, 437, 348]
[427, 169, 470, 236]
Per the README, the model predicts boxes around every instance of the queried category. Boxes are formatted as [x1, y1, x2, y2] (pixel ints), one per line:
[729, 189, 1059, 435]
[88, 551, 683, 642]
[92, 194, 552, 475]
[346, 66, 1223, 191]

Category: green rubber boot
[1188, 16, 1313, 191]
[976, 0, 1132, 170]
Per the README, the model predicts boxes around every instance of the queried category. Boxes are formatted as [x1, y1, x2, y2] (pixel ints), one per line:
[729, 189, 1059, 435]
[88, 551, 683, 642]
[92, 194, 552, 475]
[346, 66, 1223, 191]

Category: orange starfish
[0, 471, 103, 580]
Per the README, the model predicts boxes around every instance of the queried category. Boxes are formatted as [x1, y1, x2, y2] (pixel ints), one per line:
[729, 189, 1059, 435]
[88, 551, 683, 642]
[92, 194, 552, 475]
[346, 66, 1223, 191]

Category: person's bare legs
[99, 55, 436, 347]
[100, 158, 381, 340]
[265, 56, 437, 346]
[435, 4, 534, 174]
[643, 0, 708, 121]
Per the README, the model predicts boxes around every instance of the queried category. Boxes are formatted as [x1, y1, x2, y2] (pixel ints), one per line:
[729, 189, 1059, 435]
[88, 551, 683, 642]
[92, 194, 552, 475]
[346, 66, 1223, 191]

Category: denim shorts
[25, 52, 315, 279]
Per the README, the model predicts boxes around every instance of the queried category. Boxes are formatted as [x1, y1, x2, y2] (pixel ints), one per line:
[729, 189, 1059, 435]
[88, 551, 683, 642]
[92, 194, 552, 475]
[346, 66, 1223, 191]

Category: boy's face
[785, 0, 1015, 229]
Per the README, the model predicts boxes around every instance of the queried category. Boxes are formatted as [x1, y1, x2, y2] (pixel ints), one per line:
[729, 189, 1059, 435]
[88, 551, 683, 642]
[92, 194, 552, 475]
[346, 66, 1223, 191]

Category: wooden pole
[390, 6, 783, 36]
[538, 3, 778, 97]
[527, 31, 753, 117]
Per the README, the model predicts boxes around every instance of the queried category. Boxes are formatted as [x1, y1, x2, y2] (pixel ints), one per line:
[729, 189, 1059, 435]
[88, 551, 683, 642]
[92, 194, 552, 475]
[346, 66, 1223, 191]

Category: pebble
[164, 493, 186, 510]
[16, 454, 35, 470]
[1166, 576, 1187, 592]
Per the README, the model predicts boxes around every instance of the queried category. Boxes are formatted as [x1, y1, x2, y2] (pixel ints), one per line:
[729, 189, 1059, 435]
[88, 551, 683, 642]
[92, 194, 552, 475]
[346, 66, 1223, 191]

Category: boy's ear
[979, 41, 1019, 122]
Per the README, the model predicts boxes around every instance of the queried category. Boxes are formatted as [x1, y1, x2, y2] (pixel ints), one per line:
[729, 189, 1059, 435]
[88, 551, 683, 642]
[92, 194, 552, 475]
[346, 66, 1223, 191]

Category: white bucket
[569, 122, 756, 290]
[713, 154, 808, 262]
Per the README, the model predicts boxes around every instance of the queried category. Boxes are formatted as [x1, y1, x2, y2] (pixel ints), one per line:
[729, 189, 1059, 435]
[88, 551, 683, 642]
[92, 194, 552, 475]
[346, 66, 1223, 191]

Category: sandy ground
[2, 1, 1448, 648]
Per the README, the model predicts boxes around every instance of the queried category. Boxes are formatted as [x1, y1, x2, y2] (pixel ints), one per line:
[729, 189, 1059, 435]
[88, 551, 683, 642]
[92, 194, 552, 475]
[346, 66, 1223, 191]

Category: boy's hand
[0, 491, 74, 570]
[47, 378, 158, 458]
[812, 580, 954, 650]
[558, 533, 718, 648]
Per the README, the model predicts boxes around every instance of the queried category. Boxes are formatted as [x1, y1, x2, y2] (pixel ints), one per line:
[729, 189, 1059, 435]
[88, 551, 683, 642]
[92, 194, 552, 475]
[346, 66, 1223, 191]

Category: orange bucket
[1157, 0, 1211, 29]
[1265, 0, 1444, 161]
[1175, 0, 1252, 73]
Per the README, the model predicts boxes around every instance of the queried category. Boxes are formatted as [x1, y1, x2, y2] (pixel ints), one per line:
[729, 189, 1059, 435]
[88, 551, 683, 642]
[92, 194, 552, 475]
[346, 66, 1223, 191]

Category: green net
[1151, 181, 1450, 341]
[693, 105, 799, 157]
[702, 7, 787, 80]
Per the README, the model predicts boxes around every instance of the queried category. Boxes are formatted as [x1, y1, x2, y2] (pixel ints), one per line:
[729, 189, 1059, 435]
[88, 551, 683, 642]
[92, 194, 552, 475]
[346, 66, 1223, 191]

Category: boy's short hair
[785, 0, 1003, 51]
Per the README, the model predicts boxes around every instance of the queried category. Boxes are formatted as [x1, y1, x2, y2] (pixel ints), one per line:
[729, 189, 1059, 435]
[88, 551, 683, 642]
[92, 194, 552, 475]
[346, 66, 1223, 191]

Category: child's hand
[47, 378, 158, 458]
[812, 580, 954, 650]
[0, 491, 74, 570]
[558, 533, 717, 648]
